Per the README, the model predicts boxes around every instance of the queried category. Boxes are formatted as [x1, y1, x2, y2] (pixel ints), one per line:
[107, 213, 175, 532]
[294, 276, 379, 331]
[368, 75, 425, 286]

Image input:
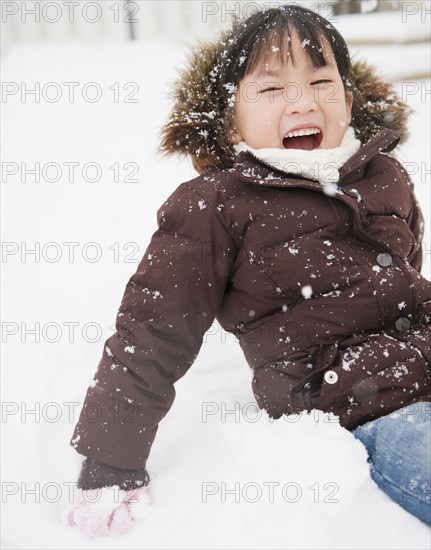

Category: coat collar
[228, 129, 400, 188]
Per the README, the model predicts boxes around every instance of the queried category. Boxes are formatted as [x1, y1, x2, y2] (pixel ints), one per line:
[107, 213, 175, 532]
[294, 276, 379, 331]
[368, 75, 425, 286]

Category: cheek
[233, 102, 247, 133]
[345, 102, 352, 124]
[239, 102, 269, 129]
[343, 92, 353, 122]
[330, 100, 350, 127]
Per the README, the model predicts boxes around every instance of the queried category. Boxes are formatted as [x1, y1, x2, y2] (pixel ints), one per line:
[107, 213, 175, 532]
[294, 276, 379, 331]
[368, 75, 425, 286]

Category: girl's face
[231, 29, 353, 150]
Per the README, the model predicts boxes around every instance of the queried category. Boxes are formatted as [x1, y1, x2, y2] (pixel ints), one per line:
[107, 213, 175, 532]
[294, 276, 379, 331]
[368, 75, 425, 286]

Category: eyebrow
[253, 59, 337, 78]
[253, 69, 283, 79]
[252, 62, 335, 80]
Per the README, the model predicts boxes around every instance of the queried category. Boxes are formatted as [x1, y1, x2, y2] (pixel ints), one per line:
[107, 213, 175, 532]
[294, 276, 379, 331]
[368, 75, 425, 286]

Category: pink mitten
[67, 485, 152, 538]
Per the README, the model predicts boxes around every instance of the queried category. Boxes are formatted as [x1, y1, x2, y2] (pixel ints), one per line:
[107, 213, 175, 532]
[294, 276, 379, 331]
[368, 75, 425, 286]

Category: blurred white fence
[0, 0, 429, 55]
[1, 0, 237, 53]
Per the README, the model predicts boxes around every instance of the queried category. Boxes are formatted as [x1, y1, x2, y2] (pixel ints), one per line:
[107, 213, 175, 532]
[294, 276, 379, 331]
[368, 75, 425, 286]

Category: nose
[283, 84, 317, 115]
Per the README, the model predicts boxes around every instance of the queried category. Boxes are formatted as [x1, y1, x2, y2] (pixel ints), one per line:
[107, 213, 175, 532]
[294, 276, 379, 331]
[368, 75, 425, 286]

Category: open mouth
[282, 128, 322, 151]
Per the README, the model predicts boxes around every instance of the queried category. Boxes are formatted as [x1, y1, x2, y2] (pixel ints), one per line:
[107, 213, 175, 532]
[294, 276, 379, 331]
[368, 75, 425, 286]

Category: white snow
[301, 285, 313, 299]
[336, 10, 431, 46]
[1, 10, 430, 550]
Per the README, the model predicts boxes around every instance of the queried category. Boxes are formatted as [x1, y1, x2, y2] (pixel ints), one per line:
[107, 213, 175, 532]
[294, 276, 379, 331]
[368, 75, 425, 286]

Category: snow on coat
[70, 37, 430, 471]
[70, 128, 430, 469]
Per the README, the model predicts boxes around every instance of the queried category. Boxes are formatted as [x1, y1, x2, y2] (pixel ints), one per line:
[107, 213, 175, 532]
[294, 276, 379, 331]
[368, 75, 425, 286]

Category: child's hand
[67, 485, 152, 538]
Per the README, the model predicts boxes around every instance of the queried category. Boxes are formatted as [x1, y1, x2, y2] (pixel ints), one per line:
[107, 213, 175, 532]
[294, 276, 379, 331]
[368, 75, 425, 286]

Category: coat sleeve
[403, 166, 425, 273]
[70, 181, 236, 470]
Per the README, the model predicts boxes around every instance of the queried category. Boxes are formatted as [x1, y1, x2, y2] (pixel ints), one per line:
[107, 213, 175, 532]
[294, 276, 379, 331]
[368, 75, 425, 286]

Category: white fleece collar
[233, 126, 361, 191]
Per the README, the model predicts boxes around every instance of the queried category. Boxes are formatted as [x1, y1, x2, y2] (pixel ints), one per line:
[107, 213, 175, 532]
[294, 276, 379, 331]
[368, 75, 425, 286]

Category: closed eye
[260, 87, 283, 93]
[311, 79, 332, 85]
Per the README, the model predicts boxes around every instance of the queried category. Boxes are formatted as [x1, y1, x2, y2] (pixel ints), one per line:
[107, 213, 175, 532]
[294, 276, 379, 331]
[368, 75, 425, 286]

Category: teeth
[284, 127, 320, 138]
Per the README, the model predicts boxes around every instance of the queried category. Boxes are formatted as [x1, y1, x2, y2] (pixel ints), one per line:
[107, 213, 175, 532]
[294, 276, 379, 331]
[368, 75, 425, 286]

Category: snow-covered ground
[1, 9, 430, 550]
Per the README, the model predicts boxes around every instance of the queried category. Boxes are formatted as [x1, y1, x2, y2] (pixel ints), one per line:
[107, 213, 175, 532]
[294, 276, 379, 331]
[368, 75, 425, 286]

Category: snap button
[395, 317, 411, 332]
[376, 252, 393, 267]
[324, 370, 338, 384]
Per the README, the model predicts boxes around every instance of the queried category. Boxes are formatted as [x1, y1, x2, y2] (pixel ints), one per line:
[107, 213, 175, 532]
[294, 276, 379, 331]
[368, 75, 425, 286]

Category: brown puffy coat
[70, 42, 430, 471]
[70, 127, 431, 470]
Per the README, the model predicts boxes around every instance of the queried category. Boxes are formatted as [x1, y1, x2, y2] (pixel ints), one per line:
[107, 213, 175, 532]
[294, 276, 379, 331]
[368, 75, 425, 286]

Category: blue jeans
[353, 402, 431, 525]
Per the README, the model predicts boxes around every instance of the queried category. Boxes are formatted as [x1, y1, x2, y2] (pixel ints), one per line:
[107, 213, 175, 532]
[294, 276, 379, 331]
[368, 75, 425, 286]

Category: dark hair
[160, 3, 409, 174]
[217, 4, 354, 119]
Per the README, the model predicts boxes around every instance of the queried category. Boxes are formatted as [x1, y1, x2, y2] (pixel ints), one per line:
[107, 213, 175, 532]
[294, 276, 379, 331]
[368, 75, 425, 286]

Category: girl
[68, 4, 431, 536]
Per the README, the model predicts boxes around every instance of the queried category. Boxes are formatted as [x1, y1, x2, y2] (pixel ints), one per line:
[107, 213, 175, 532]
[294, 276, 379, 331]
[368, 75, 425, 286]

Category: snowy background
[1, 4, 431, 549]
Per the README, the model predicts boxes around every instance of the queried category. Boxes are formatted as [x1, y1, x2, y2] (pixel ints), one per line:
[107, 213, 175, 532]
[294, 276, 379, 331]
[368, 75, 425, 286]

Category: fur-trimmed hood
[160, 32, 411, 174]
